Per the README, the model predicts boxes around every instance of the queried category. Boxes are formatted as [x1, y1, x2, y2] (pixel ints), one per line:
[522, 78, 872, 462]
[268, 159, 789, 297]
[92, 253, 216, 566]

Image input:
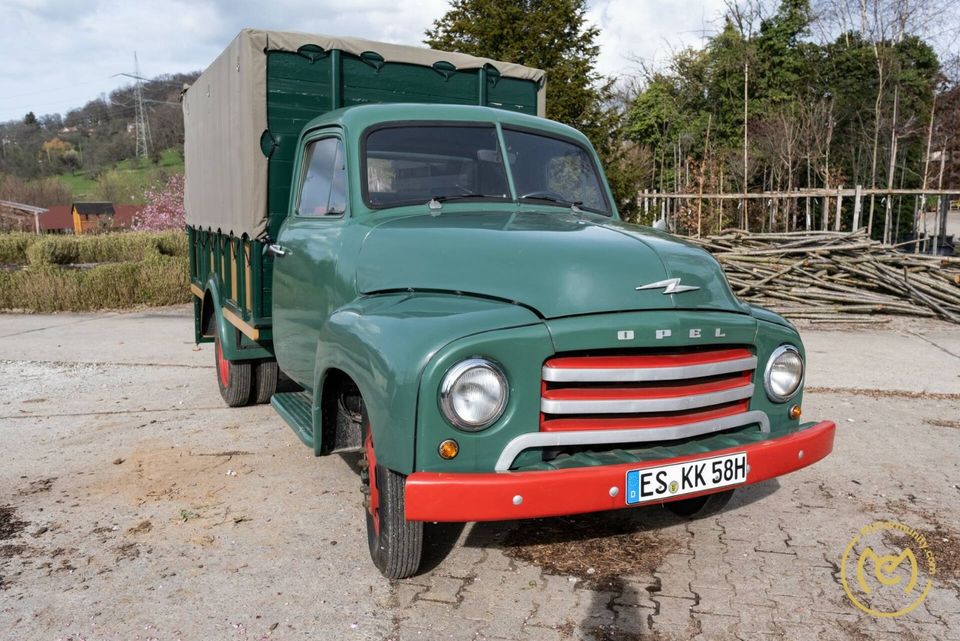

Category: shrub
[23, 231, 188, 265]
[0, 256, 190, 312]
[0, 233, 36, 265]
[26, 237, 81, 265]
[0, 230, 191, 312]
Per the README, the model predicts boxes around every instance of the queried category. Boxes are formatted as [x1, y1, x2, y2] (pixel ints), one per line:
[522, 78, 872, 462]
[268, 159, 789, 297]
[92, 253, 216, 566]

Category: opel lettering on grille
[649, 328, 728, 340]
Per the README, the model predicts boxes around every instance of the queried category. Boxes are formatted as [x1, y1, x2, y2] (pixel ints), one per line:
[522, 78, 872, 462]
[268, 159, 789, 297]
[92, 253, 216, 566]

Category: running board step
[271, 391, 314, 449]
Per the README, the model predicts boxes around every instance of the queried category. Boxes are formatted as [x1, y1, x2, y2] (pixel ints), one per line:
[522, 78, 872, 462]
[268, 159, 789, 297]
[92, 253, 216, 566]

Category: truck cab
[185, 30, 835, 579]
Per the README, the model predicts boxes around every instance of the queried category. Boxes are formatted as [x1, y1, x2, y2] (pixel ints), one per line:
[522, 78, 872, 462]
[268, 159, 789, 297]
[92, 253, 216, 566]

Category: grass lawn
[59, 171, 98, 200]
[53, 148, 184, 203]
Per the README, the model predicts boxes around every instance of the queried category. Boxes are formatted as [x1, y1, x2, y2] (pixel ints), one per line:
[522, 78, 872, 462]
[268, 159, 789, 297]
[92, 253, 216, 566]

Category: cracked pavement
[1, 308, 958, 640]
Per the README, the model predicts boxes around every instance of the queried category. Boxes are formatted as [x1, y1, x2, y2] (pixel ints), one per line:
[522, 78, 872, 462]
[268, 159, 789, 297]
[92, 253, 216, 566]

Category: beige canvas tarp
[182, 29, 547, 238]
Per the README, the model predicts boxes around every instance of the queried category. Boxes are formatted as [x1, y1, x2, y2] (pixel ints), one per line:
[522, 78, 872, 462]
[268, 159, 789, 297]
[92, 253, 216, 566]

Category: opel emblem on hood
[636, 278, 700, 294]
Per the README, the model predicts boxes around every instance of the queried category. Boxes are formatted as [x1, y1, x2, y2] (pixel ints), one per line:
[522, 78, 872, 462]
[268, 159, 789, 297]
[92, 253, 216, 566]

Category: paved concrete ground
[1, 307, 958, 641]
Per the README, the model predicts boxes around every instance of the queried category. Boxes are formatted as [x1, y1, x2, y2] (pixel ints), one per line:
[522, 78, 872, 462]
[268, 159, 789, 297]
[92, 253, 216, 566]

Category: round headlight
[440, 358, 508, 430]
[764, 345, 804, 402]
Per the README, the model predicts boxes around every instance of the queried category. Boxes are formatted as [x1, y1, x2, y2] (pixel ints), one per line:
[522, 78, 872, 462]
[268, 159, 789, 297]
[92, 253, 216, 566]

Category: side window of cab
[297, 137, 347, 217]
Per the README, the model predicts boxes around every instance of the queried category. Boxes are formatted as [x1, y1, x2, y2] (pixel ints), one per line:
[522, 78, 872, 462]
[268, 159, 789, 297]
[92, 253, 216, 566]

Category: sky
[0, 0, 728, 123]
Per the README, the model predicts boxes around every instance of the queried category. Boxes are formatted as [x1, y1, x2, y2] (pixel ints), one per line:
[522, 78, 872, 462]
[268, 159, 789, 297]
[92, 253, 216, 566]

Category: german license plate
[625, 452, 747, 506]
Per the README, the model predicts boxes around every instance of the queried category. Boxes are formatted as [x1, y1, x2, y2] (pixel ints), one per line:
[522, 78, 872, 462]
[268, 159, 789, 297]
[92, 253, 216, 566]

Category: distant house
[113, 204, 144, 228]
[72, 202, 116, 234]
[70, 202, 143, 234]
[39, 205, 74, 233]
[5, 202, 145, 234]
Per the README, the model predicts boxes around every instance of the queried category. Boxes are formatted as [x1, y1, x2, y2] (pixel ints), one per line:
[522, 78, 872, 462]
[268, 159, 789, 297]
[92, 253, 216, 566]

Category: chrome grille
[540, 347, 757, 433]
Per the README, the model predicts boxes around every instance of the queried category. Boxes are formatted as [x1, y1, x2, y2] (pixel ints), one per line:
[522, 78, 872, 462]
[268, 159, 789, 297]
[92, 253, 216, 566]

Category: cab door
[270, 130, 349, 388]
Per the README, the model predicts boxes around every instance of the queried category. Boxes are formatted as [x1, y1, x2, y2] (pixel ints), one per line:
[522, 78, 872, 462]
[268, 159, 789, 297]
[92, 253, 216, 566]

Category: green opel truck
[184, 29, 836, 578]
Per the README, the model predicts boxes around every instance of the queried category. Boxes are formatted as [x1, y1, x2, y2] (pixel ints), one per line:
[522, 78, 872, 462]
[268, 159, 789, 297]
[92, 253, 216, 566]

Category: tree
[425, 0, 617, 158]
[133, 174, 184, 231]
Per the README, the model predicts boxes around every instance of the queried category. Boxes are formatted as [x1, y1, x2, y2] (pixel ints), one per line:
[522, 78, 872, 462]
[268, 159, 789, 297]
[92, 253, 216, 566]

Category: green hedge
[22, 231, 188, 266]
[0, 254, 190, 312]
[0, 233, 36, 265]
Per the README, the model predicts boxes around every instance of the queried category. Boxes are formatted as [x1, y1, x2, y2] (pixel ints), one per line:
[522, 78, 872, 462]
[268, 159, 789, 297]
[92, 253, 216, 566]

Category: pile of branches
[689, 229, 960, 324]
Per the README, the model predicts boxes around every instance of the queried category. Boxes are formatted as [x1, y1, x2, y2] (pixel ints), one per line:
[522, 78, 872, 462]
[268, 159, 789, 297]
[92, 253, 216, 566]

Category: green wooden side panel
[188, 226, 272, 332]
[260, 48, 542, 324]
[340, 58, 479, 108]
[487, 76, 538, 115]
[264, 49, 541, 235]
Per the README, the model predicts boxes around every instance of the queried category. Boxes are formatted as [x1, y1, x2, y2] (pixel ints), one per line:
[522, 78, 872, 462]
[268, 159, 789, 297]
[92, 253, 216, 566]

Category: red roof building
[39, 205, 73, 232]
[37, 203, 144, 233]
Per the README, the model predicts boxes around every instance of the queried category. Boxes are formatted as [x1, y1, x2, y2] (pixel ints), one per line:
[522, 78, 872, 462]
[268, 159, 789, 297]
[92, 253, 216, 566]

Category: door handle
[267, 244, 289, 257]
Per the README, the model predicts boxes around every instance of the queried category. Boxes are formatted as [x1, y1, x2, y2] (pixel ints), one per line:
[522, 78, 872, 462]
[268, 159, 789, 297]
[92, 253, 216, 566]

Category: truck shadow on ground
[430, 480, 782, 635]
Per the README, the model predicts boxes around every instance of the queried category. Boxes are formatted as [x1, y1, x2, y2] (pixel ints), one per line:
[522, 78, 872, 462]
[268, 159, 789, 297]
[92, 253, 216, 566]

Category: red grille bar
[541, 400, 750, 432]
[545, 347, 753, 371]
[540, 347, 757, 433]
[542, 372, 752, 402]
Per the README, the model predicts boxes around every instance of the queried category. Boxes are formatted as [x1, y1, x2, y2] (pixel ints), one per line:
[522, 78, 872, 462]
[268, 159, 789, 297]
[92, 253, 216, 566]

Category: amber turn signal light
[438, 439, 460, 460]
[789, 405, 802, 420]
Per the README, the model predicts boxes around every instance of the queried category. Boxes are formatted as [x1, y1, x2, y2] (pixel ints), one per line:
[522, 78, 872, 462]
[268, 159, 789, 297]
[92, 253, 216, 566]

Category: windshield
[364, 125, 511, 208]
[502, 128, 609, 214]
[363, 123, 611, 214]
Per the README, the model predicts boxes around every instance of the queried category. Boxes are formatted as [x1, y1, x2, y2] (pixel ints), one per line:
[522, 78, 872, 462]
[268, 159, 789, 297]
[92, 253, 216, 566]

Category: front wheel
[361, 413, 422, 579]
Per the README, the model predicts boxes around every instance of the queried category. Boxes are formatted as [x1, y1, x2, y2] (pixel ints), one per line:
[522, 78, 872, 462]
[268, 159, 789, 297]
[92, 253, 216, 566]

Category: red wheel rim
[364, 428, 380, 535]
[216, 337, 230, 387]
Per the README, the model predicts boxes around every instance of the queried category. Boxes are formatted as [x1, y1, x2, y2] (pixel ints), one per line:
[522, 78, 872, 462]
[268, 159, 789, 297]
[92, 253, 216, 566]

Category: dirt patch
[585, 625, 675, 641]
[882, 502, 960, 583]
[502, 513, 678, 590]
[0, 543, 30, 558]
[923, 418, 960, 429]
[806, 386, 960, 401]
[84, 441, 254, 509]
[17, 477, 55, 496]
[0, 505, 27, 541]
[115, 542, 141, 562]
[920, 522, 960, 581]
[127, 520, 153, 535]
[0, 506, 28, 592]
[838, 619, 876, 641]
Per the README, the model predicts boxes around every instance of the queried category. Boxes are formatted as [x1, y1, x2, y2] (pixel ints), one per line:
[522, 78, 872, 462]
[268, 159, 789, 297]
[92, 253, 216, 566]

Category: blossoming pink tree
[134, 174, 185, 231]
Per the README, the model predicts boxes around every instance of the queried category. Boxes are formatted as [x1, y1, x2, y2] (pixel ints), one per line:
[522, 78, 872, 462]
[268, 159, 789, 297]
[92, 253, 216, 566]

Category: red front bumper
[405, 420, 835, 522]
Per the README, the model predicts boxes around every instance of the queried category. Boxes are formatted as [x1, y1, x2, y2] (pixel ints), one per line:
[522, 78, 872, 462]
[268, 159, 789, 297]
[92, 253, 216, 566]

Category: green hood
[357, 210, 745, 319]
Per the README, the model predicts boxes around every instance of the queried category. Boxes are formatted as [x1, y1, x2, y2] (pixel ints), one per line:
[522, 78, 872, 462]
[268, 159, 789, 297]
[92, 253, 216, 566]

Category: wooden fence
[639, 187, 958, 252]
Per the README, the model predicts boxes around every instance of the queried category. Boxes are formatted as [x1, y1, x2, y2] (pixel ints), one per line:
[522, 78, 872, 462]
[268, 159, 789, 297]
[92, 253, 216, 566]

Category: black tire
[665, 489, 735, 518]
[251, 360, 279, 405]
[361, 413, 422, 579]
[215, 333, 252, 407]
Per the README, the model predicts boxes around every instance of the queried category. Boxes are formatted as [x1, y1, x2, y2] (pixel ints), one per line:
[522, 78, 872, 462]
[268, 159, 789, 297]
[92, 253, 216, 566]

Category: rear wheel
[360, 411, 422, 579]
[251, 360, 279, 404]
[665, 489, 735, 518]
[215, 333, 252, 407]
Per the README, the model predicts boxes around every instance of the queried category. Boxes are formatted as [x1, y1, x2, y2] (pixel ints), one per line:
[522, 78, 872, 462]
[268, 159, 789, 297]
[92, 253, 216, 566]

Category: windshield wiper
[427, 193, 502, 212]
[519, 194, 584, 212]
[430, 193, 498, 203]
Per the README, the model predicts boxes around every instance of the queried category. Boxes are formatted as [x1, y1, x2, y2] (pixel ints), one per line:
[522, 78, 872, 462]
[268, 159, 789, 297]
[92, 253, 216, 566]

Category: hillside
[0, 72, 197, 206]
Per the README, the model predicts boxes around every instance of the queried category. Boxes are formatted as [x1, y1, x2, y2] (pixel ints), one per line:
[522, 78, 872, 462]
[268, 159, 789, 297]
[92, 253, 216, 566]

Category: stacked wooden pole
[689, 229, 960, 324]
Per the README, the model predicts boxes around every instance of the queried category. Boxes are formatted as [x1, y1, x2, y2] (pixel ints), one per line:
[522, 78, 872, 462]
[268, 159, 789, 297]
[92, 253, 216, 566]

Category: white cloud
[0, 0, 728, 122]
[587, 0, 728, 81]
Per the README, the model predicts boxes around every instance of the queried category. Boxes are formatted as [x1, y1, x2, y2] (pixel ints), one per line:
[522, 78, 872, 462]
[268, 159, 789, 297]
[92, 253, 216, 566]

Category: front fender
[311, 293, 540, 473]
